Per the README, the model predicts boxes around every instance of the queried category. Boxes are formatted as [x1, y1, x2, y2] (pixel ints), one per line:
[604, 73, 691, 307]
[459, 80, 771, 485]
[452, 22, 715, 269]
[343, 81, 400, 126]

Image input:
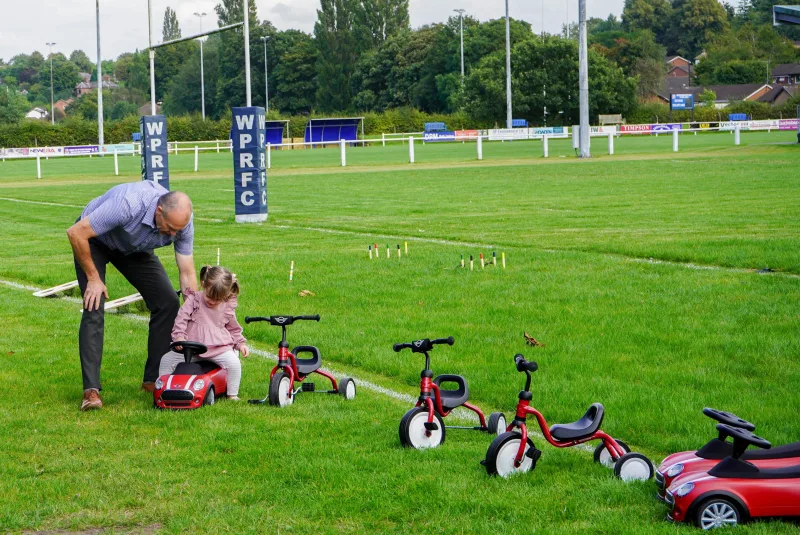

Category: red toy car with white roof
[656, 408, 800, 499]
[665, 424, 800, 530]
[153, 341, 228, 409]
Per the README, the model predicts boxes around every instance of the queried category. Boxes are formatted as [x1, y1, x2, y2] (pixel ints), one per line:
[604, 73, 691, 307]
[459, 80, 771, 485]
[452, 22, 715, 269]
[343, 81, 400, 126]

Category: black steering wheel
[703, 408, 755, 431]
[170, 340, 208, 361]
[716, 424, 771, 458]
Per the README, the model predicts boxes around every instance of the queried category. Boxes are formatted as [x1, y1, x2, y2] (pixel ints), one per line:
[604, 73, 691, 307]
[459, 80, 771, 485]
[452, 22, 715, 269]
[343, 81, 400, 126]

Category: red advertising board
[620, 124, 651, 134]
[455, 130, 479, 140]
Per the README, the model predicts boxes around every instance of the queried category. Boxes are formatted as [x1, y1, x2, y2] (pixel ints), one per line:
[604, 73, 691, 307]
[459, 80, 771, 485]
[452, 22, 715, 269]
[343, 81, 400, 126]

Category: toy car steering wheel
[170, 340, 208, 359]
[703, 408, 755, 431]
[716, 424, 772, 454]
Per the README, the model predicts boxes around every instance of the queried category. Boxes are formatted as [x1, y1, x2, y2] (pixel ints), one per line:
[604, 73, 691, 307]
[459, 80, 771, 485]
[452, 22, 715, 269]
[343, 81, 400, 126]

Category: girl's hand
[239, 345, 250, 358]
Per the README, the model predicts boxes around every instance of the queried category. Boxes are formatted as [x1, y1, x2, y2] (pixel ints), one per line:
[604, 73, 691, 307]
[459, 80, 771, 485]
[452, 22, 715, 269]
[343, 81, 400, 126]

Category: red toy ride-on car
[656, 408, 800, 500]
[153, 341, 228, 409]
[666, 424, 800, 530]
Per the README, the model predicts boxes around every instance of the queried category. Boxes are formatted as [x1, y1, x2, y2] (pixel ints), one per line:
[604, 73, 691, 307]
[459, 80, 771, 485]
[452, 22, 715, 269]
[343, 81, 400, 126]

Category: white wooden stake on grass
[216, 248, 220, 266]
[289, 261, 294, 282]
[194, 146, 199, 172]
[477, 135, 483, 160]
[672, 129, 679, 152]
[340, 139, 346, 167]
[608, 133, 614, 155]
[409, 136, 415, 164]
[572, 126, 580, 150]
[36, 155, 41, 179]
[382, 132, 385, 147]
[734, 124, 741, 146]
[114, 150, 119, 176]
[543, 135, 549, 158]
[267, 143, 271, 169]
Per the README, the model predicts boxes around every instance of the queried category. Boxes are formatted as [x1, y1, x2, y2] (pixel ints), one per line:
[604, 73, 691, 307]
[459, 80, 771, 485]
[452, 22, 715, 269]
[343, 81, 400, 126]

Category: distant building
[138, 103, 163, 116]
[649, 81, 792, 108]
[54, 98, 74, 114]
[771, 64, 800, 86]
[74, 79, 119, 97]
[25, 107, 49, 120]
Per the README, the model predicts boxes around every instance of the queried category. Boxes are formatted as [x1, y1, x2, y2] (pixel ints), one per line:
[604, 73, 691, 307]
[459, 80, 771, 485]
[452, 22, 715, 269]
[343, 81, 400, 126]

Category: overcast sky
[0, 0, 625, 62]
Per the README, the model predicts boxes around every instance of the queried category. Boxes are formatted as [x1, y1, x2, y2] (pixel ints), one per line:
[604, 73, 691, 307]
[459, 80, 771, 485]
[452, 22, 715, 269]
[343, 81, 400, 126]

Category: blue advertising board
[652, 123, 683, 132]
[671, 93, 694, 111]
[231, 107, 267, 223]
[423, 131, 456, 142]
[140, 115, 169, 190]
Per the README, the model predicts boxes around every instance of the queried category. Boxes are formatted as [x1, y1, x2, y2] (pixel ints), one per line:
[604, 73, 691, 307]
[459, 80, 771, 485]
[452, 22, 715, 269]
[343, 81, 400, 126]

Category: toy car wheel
[338, 377, 356, 400]
[484, 431, 537, 478]
[487, 412, 507, 435]
[399, 407, 445, 449]
[268, 372, 294, 407]
[593, 439, 630, 468]
[613, 452, 654, 481]
[694, 498, 741, 530]
[203, 386, 215, 406]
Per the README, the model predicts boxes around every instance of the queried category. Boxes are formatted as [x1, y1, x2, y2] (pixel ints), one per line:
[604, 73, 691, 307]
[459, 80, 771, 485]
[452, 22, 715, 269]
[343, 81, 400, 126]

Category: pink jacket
[172, 288, 247, 358]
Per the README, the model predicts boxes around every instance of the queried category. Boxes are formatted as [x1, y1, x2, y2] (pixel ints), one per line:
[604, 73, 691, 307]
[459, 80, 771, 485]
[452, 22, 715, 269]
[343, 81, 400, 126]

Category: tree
[675, 0, 730, 58]
[272, 31, 318, 115]
[163, 38, 220, 117]
[621, 0, 672, 44]
[699, 88, 717, 107]
[163, 7, 182, 42]
[215, 0, 261, 110]
[315, 0, 359, 112]
[69, 50, 94, 73]
[354, 0, 410, 51]
[0, 89, 29, 124]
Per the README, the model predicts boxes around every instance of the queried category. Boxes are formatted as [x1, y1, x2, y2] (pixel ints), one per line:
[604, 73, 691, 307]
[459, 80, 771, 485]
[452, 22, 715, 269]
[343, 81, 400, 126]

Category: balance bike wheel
[268, 371, 294, 407]
[614, 452, 654, 481]
[399, 407, 445, 449]
[593, 439, 630, 468]
[338, 377, 356, 400]
[484, 431, 538, 478]
[203, 386, 215, 406]
[487, 412, 507, 435]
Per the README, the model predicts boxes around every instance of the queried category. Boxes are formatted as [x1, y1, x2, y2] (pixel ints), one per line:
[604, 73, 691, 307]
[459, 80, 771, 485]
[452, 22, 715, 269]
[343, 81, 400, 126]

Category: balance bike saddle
[292, 346, 322, 375]
[549, 403, 605, 441]
[433, 374, 469, 410]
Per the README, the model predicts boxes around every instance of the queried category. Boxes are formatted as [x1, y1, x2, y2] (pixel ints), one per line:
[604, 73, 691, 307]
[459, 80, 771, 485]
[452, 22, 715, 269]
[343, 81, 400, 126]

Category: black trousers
[75, 238, 180, 390]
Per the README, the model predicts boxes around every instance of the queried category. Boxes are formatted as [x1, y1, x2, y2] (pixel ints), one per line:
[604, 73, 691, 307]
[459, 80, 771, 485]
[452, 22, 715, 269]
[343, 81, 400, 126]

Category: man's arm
[176, 252, 197, 294]
[66, 218, 108, 311]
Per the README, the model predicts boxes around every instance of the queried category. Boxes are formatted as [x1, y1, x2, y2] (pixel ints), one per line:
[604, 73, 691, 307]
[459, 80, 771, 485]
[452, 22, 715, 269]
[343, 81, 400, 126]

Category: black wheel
[399, 407, 445, 449]
[593, 439, 630, 468]
[338, 377, 356, 400]
[487, 412, 507, 435]
[203, 386, 215, 406]
[693, 498, 742, 530]
[613, 452, 654, 481]
[484, 431, 538, 478]
[268, 371, 294, 407]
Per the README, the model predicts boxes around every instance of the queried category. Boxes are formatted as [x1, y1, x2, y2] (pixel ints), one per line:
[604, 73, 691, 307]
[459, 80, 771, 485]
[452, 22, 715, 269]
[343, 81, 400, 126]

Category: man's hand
[84, 278, 109, 311]
[239, 344, 250, 358]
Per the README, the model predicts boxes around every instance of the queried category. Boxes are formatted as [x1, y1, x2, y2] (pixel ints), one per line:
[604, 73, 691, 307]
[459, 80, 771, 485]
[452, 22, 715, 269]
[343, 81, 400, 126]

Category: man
[67, 181, 197, 411]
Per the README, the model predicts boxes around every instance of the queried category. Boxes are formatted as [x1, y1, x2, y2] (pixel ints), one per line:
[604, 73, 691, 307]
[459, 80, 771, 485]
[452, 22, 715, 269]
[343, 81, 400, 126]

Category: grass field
[1, 132, 799, 534]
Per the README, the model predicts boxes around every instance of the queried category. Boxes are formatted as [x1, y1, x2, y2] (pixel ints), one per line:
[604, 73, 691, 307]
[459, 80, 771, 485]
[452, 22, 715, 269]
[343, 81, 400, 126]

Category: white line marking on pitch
[0, 197, 82, 208]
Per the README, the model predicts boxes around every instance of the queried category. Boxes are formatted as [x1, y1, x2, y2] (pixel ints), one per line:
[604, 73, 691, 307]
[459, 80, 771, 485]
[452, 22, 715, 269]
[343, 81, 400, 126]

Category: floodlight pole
[505, 0, 512, 129]
[454, 9, 466, 82]
[261, 36, 270, 113]
[578, 0, 590, 157]
[244, 0, 252, 106]
[96, 0, 104, 146]
[148, 0, 156, 115]
[194, 12, 207, 120]
[46, 42, 56, 125]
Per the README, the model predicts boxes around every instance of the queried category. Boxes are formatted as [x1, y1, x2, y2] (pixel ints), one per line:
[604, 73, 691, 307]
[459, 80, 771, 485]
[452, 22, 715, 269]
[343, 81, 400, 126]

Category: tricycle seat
[292, 346, 321, 375]
[549, 403, 605, 441]
[433, 374, 469, 410]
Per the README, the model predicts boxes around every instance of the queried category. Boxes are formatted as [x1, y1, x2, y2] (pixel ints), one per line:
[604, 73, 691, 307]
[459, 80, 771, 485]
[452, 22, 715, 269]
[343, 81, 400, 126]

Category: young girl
[159, 265, 250, 400]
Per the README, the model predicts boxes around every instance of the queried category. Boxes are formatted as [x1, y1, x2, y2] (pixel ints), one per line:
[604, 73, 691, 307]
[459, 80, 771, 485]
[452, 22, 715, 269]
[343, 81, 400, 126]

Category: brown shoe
[81, 389, 102, 411]
[141, 382, 156, 393]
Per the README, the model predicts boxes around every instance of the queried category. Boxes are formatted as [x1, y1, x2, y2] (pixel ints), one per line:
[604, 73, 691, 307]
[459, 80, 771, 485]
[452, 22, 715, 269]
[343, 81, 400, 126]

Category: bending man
[67, 181, 197, 411]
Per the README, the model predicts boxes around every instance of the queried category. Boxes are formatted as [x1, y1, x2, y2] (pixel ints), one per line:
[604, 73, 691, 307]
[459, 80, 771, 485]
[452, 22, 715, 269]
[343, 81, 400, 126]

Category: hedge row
[1, 102, 797, 148]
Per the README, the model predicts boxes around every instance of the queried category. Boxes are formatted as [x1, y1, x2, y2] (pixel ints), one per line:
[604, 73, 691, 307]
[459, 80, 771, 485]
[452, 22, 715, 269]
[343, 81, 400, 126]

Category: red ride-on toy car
[244, 314, 356, 406]
[154, 341, 227, 409]
[666, 424, 800, 530]
[393, 336, 506, 449]
[482, 354, 654, 480]
[656, 408, 800, 500]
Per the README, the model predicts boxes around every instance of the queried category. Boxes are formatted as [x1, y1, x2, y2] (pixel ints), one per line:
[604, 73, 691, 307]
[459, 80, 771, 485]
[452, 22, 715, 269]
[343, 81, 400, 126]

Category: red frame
[415, 375, 487, 435]
[508, 397, 626, 467]
[270, 345, 338, 402]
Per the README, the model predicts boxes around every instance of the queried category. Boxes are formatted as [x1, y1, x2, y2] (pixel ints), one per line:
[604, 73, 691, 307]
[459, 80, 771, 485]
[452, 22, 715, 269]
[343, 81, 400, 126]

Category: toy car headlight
[675, 482, 694, 498]
[192, 379, 205, 392]
[155, 378, 164, 390]
[666, 463, 685, 478]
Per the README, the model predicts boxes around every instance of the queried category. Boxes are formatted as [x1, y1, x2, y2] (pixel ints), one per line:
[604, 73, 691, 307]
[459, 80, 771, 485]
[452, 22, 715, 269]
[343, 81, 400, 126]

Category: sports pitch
[1, 132, 799, 534]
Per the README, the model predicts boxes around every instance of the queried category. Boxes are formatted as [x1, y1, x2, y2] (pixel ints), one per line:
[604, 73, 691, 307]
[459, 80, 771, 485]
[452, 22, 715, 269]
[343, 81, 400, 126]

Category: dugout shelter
[304, 117, 364, 147]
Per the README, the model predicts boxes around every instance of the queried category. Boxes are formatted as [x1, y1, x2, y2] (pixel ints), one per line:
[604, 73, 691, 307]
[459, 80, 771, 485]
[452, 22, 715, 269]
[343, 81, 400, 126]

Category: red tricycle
[393, 336, 506, 449]
[483, 354, 654, 480]
[245, 314, 356, 406]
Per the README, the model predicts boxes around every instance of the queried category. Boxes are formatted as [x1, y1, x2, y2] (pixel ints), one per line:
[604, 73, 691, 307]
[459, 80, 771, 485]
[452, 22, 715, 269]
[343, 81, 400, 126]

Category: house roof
[771, 63, 800, 76]
[757, 85, 792, 103]
[666, 56, 690, 64]
[700, 84, 770, 101]
[656, 81, 775, 102]
[668, 65, 690, 75]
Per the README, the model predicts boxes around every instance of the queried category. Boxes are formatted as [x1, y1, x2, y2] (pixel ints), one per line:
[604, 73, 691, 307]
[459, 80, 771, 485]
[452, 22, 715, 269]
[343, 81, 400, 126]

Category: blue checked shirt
[82, 181, 194, 256]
